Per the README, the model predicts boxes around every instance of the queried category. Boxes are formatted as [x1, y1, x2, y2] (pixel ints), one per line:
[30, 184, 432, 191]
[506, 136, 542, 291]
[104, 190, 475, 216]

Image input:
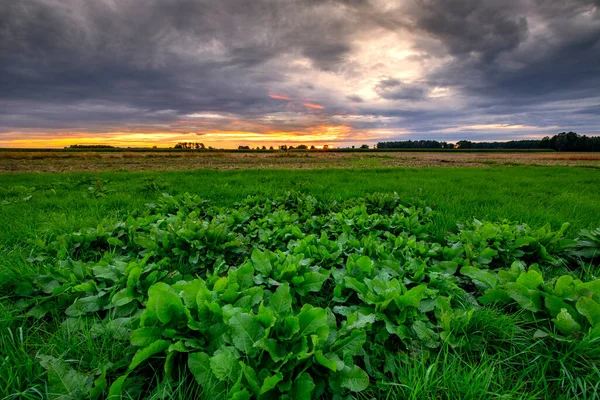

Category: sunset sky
[1, 0, 599, 148]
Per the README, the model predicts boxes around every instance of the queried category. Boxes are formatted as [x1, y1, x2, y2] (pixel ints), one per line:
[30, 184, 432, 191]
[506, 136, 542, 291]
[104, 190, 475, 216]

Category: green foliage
[9, 192, 600, 398]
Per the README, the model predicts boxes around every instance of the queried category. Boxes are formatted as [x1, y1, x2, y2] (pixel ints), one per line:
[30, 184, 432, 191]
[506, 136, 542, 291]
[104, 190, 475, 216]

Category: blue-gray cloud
[0, 0, 599, 143]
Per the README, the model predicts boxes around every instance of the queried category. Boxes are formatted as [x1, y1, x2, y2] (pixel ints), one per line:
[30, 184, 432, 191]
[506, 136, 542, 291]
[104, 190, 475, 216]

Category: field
[1, 150, 600, 172]
[1, 155, 600, 399]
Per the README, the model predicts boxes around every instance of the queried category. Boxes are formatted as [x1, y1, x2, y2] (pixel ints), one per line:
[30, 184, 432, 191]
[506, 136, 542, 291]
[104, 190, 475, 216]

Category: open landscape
[1, 158, 600, 399]
[1, 150, 600, 173]
[2, 0, 600, 398]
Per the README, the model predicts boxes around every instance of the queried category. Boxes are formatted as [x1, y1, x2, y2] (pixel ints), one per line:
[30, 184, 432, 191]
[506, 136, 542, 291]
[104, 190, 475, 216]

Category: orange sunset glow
[268, 94, 291, 101]
[303, 103, 325, 110]
[0, 124, 377, 149]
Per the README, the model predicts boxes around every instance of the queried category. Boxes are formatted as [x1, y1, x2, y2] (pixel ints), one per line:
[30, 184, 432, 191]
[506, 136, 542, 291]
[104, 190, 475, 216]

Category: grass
[1, 150, 599, 172]
[0, 165, 599, 399]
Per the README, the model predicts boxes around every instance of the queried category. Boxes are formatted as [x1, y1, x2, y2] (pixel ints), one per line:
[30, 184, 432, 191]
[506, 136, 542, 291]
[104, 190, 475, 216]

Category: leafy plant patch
[11, 192, 600, 399]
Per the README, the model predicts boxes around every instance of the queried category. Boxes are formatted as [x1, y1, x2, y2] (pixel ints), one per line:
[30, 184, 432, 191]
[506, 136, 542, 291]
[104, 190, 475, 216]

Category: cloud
[0, 0, 599, 147]
[374, 78, 429, 101]
[303, 103, 325, 110]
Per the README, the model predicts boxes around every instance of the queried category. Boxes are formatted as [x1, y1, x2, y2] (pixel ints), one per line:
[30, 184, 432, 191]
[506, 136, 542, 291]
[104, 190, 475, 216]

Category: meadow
[1, 150, 600, 172]
[1, 161, 599, 399]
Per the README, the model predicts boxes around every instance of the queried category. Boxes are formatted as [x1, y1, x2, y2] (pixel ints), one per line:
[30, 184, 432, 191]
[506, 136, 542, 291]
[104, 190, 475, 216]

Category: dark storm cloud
[0, 0, 599, 141]
[374, 78, 428, 101]
[0, 0, 363, 130]
[409, 0, 600, 106]
[410, 0, 529, 61]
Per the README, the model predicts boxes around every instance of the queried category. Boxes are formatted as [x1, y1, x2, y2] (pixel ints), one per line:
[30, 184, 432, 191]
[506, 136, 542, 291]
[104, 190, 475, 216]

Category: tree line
[377, 132, 600, 151]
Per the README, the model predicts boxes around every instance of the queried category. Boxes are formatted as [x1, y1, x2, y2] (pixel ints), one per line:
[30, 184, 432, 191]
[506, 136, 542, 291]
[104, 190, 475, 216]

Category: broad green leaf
[149, 283, 187, 325]
[89, 370, 107, 400]
[130, 327, 162, 347]
[111, 289, 135, 307]
[210, 350, 241, 383]
[93, 265, 120, 282]
[553, 308, 582, 335]
[289, 372, 315, 399]
[37, 354, 93, 400]
[181, 279, 205, 309]
[107, 375, 128, 399]
[331, 329, 366, 357]
[338, 365, 369, 392]
[315, 351, 344, 372]
[576, 297, 600, 327]
[298, 305, 329, 339]
[577, 280, 600, 302]
[355, 256, 373, 275]
[128, 339, 170, 371]
[282, 315, 300, 338]
[260, 372, 283, 394]
[544, 295, 578, 319]
[396, 284, 427, 308]
[506, 283, 542, 312]
[554, 275, 574, 298]
[188, 352, 212, 387]
[479, 289, 512, 305]
[294, 270, 330, 296]
[227, 312, 265, 355]
[72, 280, 95, 293]
[126, 267, 142, 297]
[412, 320, 439, 348]
[251, 249, 273, 276]
[344, 277, 368, 297]
[65, 296, 103, 317]
[460, 266, 498, 289]
[256, 337, 288, 362]
[241, 363, 260, 395]
[516, 270, 544, 290]
[269, 283, 292, 316]
[345, 311, 376, 331]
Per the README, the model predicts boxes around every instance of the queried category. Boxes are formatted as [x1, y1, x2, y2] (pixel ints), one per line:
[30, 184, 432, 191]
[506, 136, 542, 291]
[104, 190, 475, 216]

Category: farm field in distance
[1, 161, 599, 399]
[1, 150, 600, 172]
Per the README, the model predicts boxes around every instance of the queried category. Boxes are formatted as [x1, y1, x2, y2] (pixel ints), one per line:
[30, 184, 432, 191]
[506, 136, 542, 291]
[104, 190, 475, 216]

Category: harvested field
[1, 150, 599, 172]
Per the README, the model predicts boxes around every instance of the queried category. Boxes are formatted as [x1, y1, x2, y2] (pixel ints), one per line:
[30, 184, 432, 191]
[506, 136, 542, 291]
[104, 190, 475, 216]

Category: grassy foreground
[1, 166, 599, 399]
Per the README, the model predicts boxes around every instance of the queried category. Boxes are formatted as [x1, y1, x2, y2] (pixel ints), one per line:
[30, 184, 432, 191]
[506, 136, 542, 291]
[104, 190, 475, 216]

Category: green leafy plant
[10, 192, 600, 399]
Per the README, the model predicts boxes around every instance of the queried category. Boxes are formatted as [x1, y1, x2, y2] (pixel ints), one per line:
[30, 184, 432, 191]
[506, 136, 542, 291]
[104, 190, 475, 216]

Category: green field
[1, 166, 600, 399]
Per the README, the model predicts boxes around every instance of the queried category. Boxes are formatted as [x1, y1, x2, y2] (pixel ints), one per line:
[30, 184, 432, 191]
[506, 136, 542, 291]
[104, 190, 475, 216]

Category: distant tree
[323, 145, 329, 149]
[289, 146, 295, 150]
[376, 133, 600, 152]
[280, 145, 288, 151]
[360, 144, 369, 149]
[297, 144, 308, 150]
[310, 145, 316, 150]
[262, 146, 267, 150]
[269, 146, 274, 150]
[238, 145, 250, 150]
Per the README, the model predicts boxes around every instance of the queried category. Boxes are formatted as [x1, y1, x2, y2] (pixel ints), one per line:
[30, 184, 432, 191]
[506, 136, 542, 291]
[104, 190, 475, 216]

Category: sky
[1, 0, 599, 148]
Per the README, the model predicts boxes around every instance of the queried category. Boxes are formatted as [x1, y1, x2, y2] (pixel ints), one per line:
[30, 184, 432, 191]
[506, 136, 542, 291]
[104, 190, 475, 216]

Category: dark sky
[1, 0, 599, 147]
